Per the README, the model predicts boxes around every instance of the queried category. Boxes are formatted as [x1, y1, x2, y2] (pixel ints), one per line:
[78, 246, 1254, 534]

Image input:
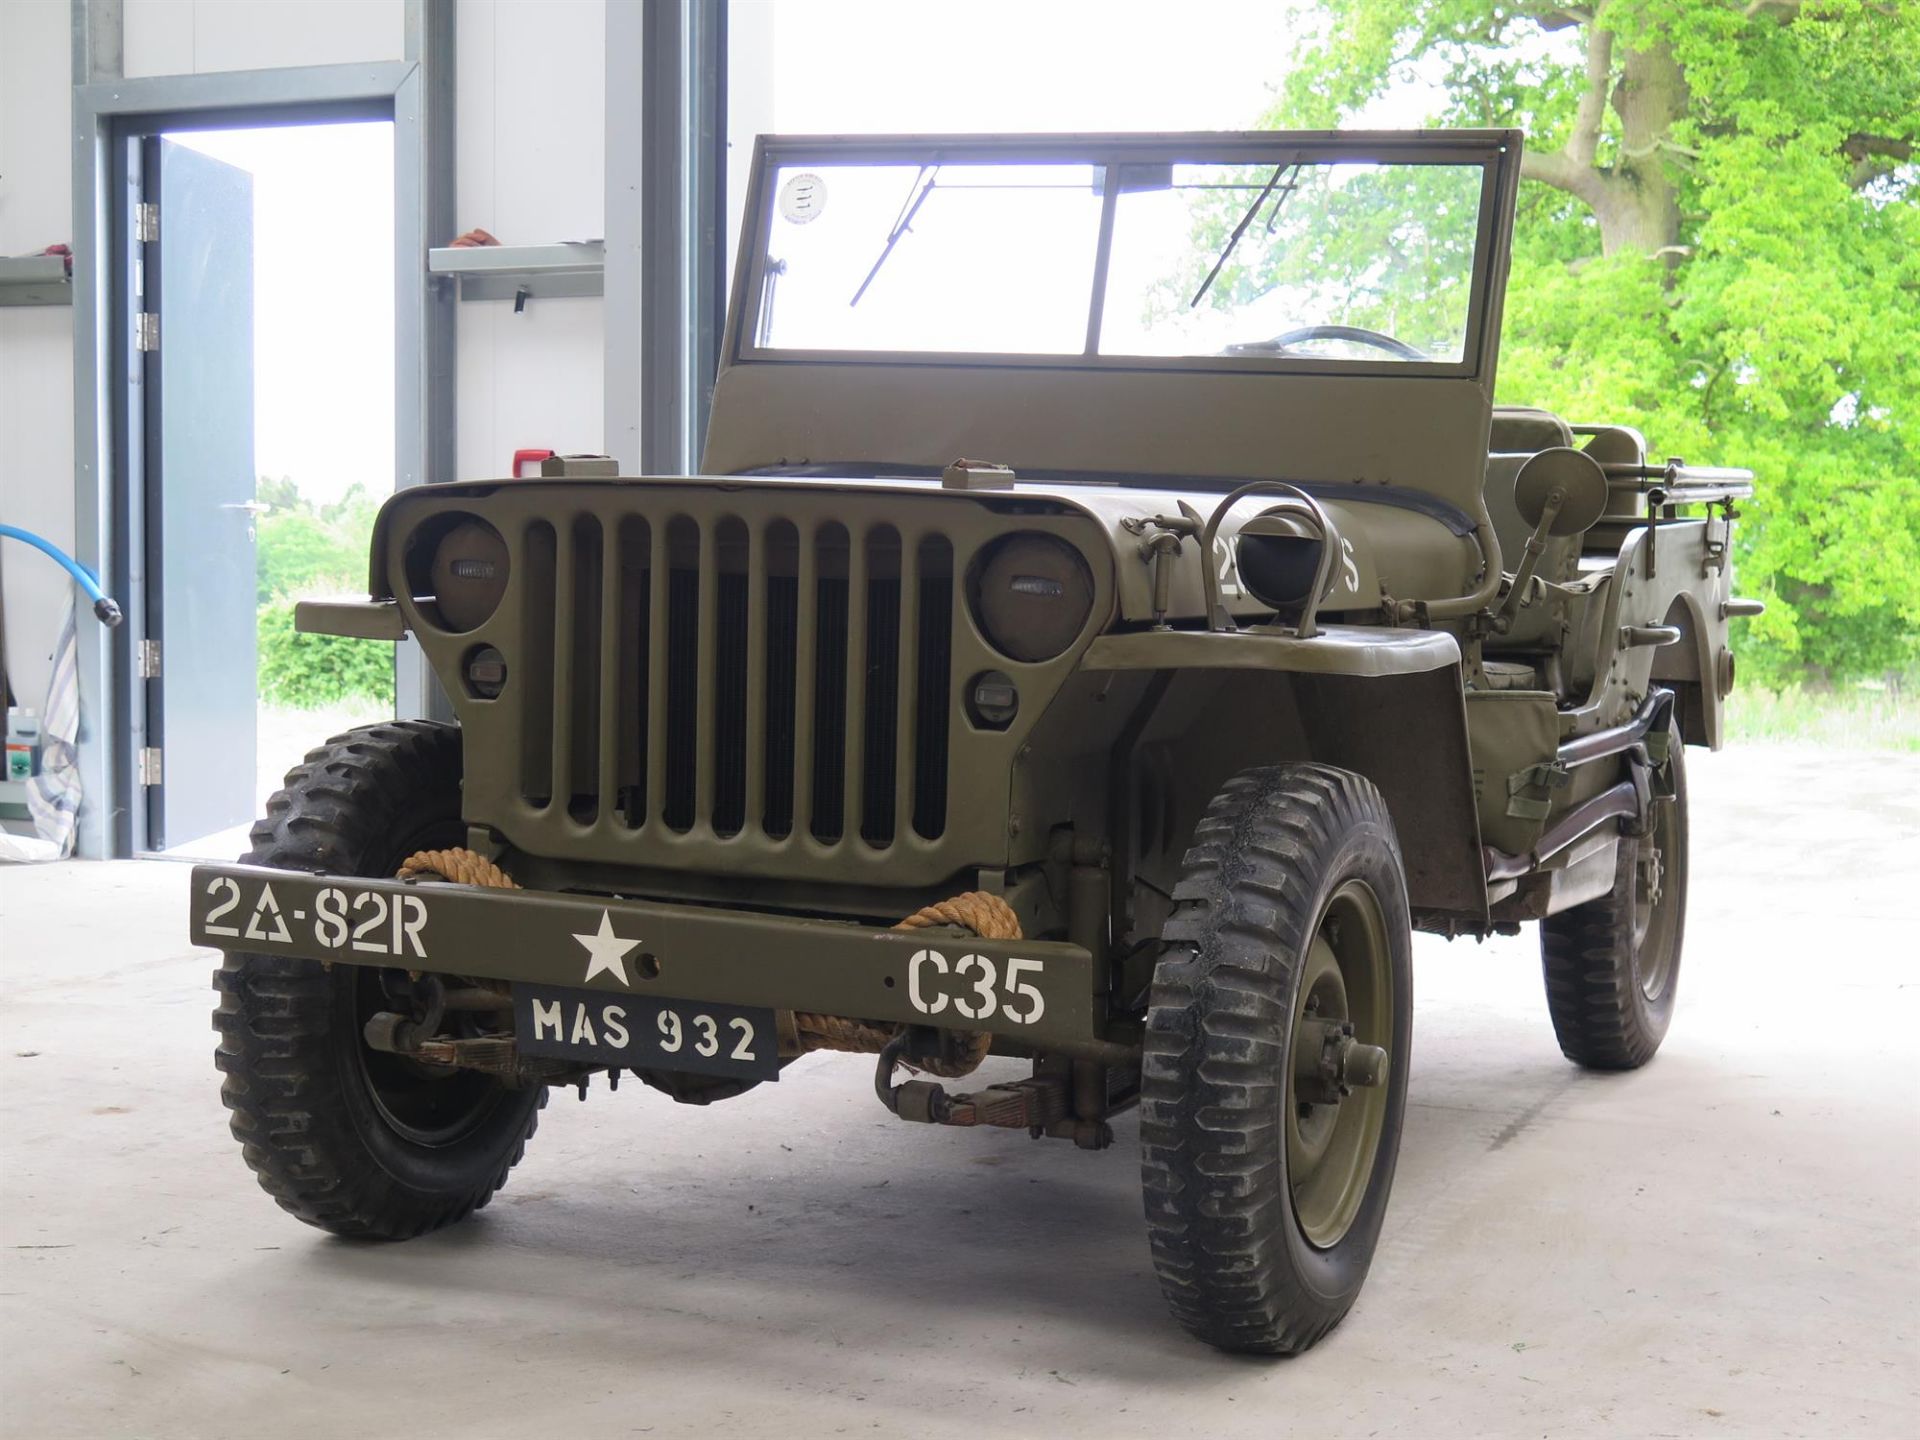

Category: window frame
[728, 131, 1520, 383]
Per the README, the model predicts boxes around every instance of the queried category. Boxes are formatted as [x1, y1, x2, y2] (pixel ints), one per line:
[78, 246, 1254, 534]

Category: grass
[1724, 678, 1919, 752]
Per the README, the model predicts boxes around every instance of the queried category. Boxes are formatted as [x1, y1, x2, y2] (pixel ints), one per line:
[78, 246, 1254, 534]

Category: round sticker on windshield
[778, 173, 827, 224]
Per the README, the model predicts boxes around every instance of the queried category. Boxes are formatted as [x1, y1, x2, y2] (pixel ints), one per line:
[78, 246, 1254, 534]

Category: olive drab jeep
[198, 130, 1758, 1355]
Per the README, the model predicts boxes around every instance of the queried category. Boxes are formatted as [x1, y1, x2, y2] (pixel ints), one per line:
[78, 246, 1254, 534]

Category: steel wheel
[1286, 880, 1394, 1248]
[1631, 794, 1683, 1003]
[353, 968, 506, 1148]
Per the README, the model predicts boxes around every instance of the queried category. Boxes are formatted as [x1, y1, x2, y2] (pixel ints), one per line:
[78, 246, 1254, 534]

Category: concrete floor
[2, 743, 1916, 1439]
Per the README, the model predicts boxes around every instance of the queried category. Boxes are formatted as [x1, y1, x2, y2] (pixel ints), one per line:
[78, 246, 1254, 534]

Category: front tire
[1140, 764, 1413, 1355]
[212, 721, 544, 1240]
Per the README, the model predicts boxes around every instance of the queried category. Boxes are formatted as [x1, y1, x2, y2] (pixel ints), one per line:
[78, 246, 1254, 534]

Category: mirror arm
[1496, 488, 1565, 624]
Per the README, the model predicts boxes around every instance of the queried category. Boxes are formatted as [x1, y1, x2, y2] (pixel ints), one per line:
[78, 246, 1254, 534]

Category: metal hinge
[135, 312, 159, 352]
[138, 747, 163, 786]
[137, 638, 161, 679]
[1703, 513, 1730, 574]
[135, 202, 159, 243]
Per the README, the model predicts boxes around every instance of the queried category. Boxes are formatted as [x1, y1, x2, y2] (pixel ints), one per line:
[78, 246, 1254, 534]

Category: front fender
[1080, 624, 1460, 678]
[1082, 625, 1486, 931]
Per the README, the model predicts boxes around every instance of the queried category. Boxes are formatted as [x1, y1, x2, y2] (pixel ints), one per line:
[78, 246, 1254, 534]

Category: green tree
[256, 595, 394, 709]
[252, 476, 390, 708]
[1268, 0, 1920, 682]
[254, 478, 379, 605]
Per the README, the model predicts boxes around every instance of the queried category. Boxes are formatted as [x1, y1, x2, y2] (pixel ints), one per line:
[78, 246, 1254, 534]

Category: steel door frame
[68, 0, 456, 857]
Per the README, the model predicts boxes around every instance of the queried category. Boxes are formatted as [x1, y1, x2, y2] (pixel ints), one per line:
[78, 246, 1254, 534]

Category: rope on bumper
[794, 890, 1019, 1079]
[395, 850, 1012, 1081]
[398, 847, 520, 889]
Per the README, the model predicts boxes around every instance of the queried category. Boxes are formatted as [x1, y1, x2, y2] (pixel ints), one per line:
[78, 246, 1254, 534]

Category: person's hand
[448, 228, 500, 248]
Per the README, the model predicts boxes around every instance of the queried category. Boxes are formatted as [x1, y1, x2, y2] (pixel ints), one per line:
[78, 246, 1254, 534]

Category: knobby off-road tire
[1141, 765, 1413, 1355]
[213, 721, 544, 1240]
[1539, 732, 1689, 1070]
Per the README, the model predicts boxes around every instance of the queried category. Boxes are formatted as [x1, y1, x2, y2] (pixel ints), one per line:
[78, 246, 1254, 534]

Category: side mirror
[1514, 447, 1609, 536]
[1502, 447, 1608, 621]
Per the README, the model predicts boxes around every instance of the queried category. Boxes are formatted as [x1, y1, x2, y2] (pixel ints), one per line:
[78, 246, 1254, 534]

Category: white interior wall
[0, 0, 80, 713]
[1, 0, 609, 723]
[455, 0, 606, 480]
[122, 0, 405, 77]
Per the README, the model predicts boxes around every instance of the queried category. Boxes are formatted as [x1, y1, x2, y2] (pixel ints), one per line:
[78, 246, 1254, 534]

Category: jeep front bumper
[188, 864, 1111, 1054]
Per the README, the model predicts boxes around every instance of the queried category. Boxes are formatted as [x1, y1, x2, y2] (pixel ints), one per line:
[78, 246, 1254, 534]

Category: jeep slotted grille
[513, 512, 955, 849]
[387, 482, 1110, 890]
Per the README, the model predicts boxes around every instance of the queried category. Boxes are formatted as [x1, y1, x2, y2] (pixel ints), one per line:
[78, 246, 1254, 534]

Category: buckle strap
[1506, 760, 1570, 820]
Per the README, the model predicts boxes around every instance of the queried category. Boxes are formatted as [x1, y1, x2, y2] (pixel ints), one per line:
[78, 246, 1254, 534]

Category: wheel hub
[1638, 843, 1664, 911]
[1293, 1016, 1389, 1107]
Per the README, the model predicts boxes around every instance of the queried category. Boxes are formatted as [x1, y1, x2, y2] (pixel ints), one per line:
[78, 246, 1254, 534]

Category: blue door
[142, 137, 259, 852]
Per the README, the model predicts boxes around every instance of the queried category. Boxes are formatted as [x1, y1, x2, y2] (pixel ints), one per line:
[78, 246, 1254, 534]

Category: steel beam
[638, 0, 728, 475]
[604, 0, 645, 471]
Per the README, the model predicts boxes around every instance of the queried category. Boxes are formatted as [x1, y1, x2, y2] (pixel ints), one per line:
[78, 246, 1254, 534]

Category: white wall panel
[0, 0, 78, 710]
[3, 0, 613, 722]
[123, 0, 405, 78]
[454, 0, 606, 479]
[456, 300, 606, 478]
[120, 0, 195, 77]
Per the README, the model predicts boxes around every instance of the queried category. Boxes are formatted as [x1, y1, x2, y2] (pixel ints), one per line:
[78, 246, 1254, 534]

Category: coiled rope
[397, 850, 1011, 1078]
[397, 847, 520, 889]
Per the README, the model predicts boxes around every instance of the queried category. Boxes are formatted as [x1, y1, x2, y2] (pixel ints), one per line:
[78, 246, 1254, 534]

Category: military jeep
[195, 130, 1757, 1355]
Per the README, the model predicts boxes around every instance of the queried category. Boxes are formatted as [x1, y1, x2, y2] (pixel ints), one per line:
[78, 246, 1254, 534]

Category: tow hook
[875, 1032, 1111, 1149]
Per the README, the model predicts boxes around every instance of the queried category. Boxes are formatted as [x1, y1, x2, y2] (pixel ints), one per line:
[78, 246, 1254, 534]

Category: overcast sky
[170, 121, 394, 510]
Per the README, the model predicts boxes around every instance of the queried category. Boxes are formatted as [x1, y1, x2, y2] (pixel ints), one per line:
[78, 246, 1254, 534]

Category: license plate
[513, 983, 780, 1082]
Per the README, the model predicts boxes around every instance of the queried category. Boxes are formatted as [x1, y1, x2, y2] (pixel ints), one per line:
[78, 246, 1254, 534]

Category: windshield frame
[726, 131, 1521, 383]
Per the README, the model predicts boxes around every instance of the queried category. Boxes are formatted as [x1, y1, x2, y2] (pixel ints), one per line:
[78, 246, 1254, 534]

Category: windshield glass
[747, 147, 1491, 368]
[1100, 160, 1483, 362]
[758, 163, 1105, 354]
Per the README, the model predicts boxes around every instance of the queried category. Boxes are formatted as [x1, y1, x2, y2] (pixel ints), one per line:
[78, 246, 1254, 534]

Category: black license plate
[513, 984, 780, 1082]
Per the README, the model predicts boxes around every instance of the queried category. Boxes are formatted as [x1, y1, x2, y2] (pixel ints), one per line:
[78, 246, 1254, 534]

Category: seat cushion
[1489, 406, 1573, 454]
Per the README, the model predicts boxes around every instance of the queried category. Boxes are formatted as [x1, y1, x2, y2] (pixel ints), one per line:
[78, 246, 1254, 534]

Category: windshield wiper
[1190, 163, 1300, 309]
[851, 164, 940, 308]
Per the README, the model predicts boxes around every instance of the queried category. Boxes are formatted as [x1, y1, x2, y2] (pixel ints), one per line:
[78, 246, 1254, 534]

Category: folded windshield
[748, 146, 1491, 368]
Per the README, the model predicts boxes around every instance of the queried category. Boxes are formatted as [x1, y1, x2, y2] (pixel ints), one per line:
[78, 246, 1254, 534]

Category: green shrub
[1725, 677, 1917, 753]
[256, 593, 394, 709]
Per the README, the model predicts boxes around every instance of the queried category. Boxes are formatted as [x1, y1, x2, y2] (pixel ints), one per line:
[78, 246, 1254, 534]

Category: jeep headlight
[428, 517, 510, 632]
[971, 532, 1095, 662]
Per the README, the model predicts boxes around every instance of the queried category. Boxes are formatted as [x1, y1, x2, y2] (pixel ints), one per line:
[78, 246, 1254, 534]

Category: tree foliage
[1155, 160, 1486, 358]
[253, 478, 391, 708]
[255, 477, 377, 607]
[256, 595, 394, 709]
[1269, 0, 1920, 681]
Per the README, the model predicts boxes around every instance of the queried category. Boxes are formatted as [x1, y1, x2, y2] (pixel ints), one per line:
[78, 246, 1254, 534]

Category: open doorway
[136, 120, 396, 859]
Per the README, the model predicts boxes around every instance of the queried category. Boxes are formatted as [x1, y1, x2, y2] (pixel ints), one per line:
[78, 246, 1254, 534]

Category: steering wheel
[1226, 324, 1430, 361]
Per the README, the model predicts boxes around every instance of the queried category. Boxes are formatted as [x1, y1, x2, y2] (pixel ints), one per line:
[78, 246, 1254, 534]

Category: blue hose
[0, 523, 123, 627]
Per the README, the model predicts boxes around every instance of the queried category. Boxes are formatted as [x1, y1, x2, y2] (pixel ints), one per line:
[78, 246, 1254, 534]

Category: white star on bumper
[574, 909, 641, 986]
